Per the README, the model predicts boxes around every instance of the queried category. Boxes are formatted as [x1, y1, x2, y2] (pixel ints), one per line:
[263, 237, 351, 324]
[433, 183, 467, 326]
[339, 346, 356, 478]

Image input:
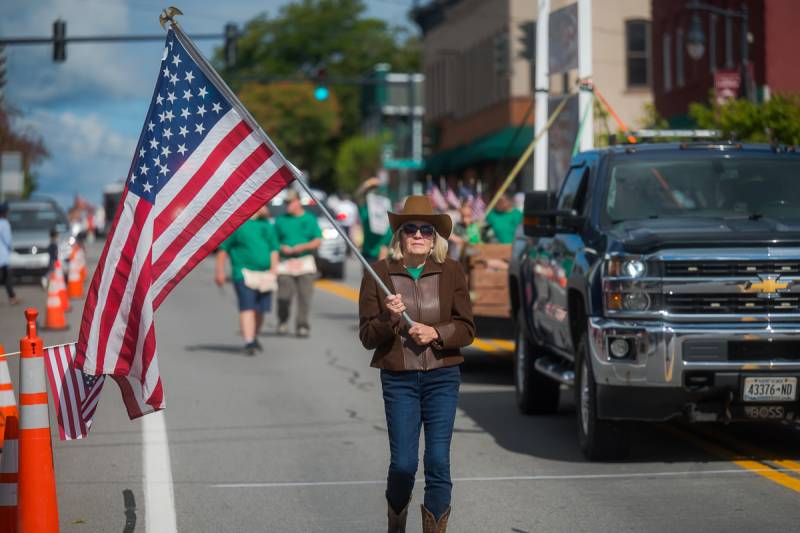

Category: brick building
[651, 0, 800, 126]
[413, 0, 652, 191]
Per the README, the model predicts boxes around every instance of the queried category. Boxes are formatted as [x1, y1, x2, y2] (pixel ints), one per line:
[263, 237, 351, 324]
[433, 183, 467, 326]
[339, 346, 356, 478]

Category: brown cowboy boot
[388, 500, 409, 533]
[421, 504, 451, 533]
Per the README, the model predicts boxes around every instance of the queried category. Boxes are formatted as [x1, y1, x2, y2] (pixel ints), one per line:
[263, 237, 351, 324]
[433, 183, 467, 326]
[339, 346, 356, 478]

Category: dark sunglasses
[401, 223, 435, 238]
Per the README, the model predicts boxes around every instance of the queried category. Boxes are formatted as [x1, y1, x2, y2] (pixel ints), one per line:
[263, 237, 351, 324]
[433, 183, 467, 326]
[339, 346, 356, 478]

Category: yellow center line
[692, 425, 800, 477]
[315, 280, 358, 302]
[660, 424, 800, 493]
[315, 279, 514, 355]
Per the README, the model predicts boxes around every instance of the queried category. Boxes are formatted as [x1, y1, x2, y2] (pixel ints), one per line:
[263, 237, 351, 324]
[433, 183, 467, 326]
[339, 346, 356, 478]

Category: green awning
[424, 126, 534, 175]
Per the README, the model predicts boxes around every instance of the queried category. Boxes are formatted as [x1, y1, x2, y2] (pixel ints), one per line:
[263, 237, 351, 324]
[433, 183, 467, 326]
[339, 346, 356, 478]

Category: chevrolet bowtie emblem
[740, 278, 792, 294]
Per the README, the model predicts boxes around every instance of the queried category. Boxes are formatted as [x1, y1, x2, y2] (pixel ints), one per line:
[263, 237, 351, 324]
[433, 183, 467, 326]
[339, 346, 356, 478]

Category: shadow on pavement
[454, 351, 788, 464]
[460, 352, 513, 386]
[185, 344, 249, 356]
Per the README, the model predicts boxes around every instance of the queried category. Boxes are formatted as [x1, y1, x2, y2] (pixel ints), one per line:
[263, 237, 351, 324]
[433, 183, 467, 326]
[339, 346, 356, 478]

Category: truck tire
[514, 325, 560, 415]
[574, 334, 629, 460]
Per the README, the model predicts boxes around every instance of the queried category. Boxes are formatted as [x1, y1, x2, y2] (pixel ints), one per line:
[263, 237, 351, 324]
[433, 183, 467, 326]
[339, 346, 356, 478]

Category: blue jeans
[381, 365, 460, 520]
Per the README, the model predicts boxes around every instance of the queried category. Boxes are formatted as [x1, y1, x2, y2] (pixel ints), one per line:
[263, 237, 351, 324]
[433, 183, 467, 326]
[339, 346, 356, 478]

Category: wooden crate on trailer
[464, 244, 512, 318]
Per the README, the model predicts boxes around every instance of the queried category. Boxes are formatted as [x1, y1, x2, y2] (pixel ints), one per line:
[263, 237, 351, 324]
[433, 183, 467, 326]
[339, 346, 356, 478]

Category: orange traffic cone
[67, 251, 83, 299]
[44, 270, 68, 331]
[0, 344, 19, 533]
[76, 247, 88, 284]
[17, 309, 59, 533]
[55, 260, 70, 312]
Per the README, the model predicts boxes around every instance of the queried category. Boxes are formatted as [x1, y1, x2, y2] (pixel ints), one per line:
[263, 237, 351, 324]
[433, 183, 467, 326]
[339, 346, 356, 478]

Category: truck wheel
[514, 325, 560, 415]
[575, 335, 629, 460]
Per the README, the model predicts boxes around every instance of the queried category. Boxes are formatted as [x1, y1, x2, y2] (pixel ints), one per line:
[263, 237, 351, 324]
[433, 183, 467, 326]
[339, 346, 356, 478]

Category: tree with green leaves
[238, 81, 341, 184]
[218, 0, 420, 188]
[334, 134, 382, 192]
[689, 93, 800, 145]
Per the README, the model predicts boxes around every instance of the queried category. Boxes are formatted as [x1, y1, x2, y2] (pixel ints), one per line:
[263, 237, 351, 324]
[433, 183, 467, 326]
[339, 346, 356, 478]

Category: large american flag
[75, 27, 295, 421]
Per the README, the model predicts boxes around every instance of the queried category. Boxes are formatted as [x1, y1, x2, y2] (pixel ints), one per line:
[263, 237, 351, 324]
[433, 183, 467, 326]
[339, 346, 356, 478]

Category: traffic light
[53, 19, 66, 62]
[493, 31, 509, 75]
[518, 21, 535, 61]
[313, 66, 328, 101]
[224, 23, 238, 68]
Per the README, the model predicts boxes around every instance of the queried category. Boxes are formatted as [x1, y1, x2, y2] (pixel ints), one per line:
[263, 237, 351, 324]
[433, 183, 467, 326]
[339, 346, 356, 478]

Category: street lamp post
[684, 1, 754, 102]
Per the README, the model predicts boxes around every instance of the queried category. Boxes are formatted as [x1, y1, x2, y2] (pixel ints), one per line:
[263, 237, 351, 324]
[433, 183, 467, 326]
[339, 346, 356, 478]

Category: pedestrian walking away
[275, 189, 322, 338]
[0, 202, 20, 305]
[358, 195, 475, 533]
[215, 205, 280, 355]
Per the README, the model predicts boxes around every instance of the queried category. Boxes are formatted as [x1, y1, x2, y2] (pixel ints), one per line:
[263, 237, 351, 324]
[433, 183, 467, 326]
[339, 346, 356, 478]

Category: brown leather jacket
[359, 257, 475, 371]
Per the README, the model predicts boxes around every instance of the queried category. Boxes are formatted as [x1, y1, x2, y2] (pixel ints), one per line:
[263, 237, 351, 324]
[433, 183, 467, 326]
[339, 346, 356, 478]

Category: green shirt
[274, 211, 322, 258]
[405, 264, 424, 280]
[359, 204, 392, 259]
[485, 208, 522, 244]
[220, 219, 279, 282]
[454, 222, 482, 245]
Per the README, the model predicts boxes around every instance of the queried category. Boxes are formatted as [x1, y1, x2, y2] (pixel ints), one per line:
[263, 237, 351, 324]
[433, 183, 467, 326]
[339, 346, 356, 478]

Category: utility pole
[533, 0, 550, 191]
[577, 0, 593, 151]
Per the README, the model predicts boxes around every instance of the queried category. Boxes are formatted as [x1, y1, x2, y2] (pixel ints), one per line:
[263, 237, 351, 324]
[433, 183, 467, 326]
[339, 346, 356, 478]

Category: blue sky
[1, 0, 415, 209]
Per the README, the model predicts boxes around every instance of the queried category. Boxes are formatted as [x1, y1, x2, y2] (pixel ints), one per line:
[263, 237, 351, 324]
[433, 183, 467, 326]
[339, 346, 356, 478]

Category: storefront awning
[424, 126, 534, 176]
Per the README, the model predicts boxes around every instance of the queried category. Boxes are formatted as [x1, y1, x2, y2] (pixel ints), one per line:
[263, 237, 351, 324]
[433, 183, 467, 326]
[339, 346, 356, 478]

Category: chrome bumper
[588, 317, 800, 388]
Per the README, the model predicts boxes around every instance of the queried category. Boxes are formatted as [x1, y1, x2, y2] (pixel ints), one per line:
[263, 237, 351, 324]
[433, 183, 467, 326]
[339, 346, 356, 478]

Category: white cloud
[14, 109, 137, 207]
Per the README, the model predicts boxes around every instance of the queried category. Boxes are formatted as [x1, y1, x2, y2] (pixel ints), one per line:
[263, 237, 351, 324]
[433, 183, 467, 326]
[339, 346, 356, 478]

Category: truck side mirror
[523, 191, 558, 237]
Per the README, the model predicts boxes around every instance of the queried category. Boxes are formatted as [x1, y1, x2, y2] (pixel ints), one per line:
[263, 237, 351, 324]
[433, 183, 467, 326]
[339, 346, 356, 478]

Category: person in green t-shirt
[274, 190, 322, 338]
[215, 205, 279, 355]
[355, 178, 393, 265]
[449, 203, 482, 258]
[484, 193, 522, 244]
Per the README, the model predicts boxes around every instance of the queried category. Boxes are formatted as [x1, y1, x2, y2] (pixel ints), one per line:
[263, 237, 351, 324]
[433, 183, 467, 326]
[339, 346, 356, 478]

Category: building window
[663, 33, 672, 91]
[625, 19, 651, 87]
[675, 28, 685, 88]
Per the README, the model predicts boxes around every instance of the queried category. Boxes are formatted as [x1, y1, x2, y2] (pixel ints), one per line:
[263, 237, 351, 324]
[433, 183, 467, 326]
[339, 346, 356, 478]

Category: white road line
[209, 467, 791, 488]
[143, 411, 178, 533]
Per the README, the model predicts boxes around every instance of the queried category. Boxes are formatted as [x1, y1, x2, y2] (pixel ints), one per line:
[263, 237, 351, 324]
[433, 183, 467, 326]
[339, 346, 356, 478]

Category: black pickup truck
[508, 141, 800, 459]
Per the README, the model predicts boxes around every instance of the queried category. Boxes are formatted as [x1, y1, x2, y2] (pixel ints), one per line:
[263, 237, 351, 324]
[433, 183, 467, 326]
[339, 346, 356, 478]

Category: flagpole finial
[159, 6, 183, 29]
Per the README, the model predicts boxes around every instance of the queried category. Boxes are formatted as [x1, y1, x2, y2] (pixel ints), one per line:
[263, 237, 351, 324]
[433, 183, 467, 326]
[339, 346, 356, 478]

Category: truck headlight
[623, 292, 650, 311]
[622, 259, 646, 278]
[606, 256, 647, 278]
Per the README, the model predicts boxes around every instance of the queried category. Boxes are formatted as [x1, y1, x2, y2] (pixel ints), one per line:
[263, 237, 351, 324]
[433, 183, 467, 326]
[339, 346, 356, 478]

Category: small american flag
[44, 344, 105, 440]
[75, 26, 295, 425]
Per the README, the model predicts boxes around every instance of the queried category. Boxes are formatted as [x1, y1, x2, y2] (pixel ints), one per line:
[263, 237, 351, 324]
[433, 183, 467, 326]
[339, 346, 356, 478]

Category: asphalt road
[2, 242, 800, 532]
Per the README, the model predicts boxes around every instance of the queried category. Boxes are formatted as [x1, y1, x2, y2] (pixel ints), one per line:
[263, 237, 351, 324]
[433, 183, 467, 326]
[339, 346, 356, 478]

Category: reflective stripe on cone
[17, 309, 59, 533]
[0, 346, 19, 533]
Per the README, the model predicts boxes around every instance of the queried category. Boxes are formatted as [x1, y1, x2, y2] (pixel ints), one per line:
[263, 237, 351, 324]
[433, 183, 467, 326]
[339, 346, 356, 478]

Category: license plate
[743, 377, 797, 402]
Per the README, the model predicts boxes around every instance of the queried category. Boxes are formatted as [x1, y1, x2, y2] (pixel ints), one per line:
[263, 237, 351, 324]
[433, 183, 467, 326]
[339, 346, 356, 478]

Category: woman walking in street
[215, 205, 279, 355]
[358, 196, 474, 533]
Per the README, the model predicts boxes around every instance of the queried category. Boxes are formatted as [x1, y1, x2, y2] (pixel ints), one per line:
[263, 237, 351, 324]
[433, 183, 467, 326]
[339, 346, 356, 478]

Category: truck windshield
[605, 157, 800, 223]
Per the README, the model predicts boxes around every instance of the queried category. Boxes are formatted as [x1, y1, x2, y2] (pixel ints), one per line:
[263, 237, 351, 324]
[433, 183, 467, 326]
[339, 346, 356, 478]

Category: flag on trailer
[44, 344, 105, 440]
[75, 27, 296, 424]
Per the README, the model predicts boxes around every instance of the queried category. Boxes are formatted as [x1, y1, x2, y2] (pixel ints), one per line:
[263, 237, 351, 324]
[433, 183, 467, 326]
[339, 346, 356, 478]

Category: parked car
[7, 198, 71, 278]
[509, 140, 800, 460]
[270, 187, 347, 279]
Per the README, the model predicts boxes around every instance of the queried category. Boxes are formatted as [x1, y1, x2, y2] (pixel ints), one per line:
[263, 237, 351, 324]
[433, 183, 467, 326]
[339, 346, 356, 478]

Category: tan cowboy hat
[388, 195, 453, 239]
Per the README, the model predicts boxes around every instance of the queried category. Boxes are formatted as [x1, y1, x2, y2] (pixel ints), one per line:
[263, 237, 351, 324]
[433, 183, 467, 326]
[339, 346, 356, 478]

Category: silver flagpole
[162, 9, 413, 324]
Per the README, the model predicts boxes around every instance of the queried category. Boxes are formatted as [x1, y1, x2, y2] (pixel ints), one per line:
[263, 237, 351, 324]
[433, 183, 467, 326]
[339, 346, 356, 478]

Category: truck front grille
[665, 261, 800, 277]
[666, 293, 800, 314]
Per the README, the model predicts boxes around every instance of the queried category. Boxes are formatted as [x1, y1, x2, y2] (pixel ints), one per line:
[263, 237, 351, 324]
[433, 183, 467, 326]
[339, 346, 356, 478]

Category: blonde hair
[389, 227, 449, 263]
